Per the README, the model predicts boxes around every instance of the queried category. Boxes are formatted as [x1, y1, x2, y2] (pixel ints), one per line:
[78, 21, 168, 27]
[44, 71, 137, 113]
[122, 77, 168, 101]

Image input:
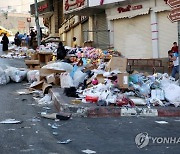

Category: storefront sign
[64, 16, 80, 31]
[64, 0, 87, 12]
[30, 0, 53, 15]
[167, 0, 180, 8]
[117, 5, 143, 13]
[168, 6, 180, 22]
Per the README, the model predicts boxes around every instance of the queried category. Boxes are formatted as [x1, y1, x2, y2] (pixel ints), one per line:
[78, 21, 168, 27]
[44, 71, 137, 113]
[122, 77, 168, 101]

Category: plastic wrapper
[5, 67, 27, 83]
[43, 62, 73, 73]
[0, 68, 10, 85]
[27, 70, 39, 83]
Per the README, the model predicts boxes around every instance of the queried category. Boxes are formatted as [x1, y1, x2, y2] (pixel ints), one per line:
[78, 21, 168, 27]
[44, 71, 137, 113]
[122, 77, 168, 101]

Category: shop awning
[107, 8, 150, 20]
[152, 6, 171, 13]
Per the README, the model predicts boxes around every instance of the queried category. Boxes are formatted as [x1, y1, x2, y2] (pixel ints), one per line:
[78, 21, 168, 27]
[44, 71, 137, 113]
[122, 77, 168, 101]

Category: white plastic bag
[27, 70, 39, 83]
[6, 67, 27, 83]
[0, 68, 10, 85]
[73, 70, 87, 87]
[60, 73, 74, 88]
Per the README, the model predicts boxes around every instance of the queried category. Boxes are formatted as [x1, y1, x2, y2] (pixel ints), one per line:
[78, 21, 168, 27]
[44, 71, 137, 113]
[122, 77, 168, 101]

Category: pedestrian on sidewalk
[171, 51, 179, 79]
[1, 33, 9, 51]
[171, 42, 178, 53]
[30, 29, 36, 47]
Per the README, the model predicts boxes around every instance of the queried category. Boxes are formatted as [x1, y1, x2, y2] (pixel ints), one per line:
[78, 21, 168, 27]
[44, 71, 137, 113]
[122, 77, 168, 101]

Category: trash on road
[82, 149, 97, 154]
[57, 139, 72, 144]
[155, 121, 169, 124]
[0, 119, 22, 124]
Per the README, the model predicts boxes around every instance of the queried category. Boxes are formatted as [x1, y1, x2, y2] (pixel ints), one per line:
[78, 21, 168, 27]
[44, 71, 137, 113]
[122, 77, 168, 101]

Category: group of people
[168, 42, 179, 79]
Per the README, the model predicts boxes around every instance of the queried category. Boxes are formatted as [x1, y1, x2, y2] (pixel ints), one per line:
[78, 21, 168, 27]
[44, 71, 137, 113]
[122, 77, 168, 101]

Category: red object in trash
[116, 97, 135, 107]
[85, 96, 99, 103]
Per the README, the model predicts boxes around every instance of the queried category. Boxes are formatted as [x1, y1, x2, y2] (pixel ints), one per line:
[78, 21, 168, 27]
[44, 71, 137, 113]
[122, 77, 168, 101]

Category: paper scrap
[82, 149, 96, 154]
[57, 139, 72, 144]
[0, 119, 22, 124]
[155, 121, 168, 124]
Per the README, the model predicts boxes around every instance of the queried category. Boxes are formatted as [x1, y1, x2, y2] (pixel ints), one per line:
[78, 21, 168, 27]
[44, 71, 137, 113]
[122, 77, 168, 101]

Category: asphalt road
[0, 58, 180, 154]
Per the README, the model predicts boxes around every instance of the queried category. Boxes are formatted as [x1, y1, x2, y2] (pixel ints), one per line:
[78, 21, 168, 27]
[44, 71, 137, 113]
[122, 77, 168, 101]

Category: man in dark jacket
[1, 33, 9, 51]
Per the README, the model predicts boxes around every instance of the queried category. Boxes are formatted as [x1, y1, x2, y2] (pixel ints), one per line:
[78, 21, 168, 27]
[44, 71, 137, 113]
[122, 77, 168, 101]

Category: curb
[50, 88, 180, 117]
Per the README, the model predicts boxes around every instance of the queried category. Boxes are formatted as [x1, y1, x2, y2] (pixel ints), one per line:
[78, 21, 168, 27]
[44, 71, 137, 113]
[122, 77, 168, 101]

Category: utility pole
[34, 0, 41, 47]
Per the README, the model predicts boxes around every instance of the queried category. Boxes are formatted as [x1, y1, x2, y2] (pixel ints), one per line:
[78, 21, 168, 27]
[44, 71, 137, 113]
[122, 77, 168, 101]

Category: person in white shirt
[171, 52, 179, 78]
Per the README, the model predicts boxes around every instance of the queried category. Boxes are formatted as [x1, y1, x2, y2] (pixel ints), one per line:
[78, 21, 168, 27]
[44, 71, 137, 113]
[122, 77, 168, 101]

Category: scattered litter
[155, 121, 169, 124]
[36, 130, 39, 134]
[52, 132, 58, 136]
[7, 128, 16, 131]
[43, 107, 51, 110]
[57, 139, 72, 144]
[16, 89, 33, 95]
[0, 119, 22, 124]
[28, 117, 41, 122]
[51, 123, 59, 129]
[82, 149, 96, 154]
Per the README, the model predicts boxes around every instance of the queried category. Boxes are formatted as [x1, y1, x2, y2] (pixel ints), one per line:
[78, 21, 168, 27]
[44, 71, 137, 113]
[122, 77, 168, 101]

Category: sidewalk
[50, 88, 180, 118]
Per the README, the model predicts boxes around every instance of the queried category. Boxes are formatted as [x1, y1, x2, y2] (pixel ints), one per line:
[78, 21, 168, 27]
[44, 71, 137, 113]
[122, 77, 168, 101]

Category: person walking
[57, 41, 66, 60]
[30, 29, 36, 47]
[1, 33, 9, 51]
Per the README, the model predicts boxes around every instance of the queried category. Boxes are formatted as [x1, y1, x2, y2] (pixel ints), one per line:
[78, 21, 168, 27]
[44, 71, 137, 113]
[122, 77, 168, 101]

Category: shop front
[106, 0, 177, 58]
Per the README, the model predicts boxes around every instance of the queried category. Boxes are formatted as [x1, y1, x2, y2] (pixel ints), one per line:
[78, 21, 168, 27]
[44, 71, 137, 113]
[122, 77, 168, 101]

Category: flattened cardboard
[29, 80, 44, 90]
[106, 57, 127, 72]
[42, 82, 52, 94]
[117, 73, 129, 89]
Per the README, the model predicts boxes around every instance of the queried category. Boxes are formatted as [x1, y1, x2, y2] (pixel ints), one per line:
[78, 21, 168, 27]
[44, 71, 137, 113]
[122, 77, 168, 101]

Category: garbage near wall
[0, 41, 179, 110]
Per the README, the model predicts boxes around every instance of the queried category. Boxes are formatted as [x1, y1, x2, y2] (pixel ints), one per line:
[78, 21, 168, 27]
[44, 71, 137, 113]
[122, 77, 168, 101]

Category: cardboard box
[40, 68, 65, 81]
[117, 73, 129, 89]
[46, 73, 61, 86]
[31, 53, 38, 60]
[106, 57, 127, 72]
[25, 60, 40, 70]
[38, 52, 53, 64]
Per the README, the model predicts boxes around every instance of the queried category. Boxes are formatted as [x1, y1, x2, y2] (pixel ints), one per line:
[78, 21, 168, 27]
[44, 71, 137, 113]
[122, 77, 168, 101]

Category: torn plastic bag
[27, 70, 39, 83]
[0, 68, 10, 85]
[151, 89, 165, 100]
[60, 73, 74, 88]
[5, 67, 27, 83]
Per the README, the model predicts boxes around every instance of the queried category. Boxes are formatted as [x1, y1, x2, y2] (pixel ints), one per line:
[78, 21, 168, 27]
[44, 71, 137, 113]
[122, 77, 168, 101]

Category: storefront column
[89, 16, 94, 41]
[150, 10, 159, 58]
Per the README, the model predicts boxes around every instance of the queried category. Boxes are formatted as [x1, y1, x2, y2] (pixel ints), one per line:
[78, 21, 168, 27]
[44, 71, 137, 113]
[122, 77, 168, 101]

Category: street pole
[34, 0, 41, 47]
[178, 21, 180, 86]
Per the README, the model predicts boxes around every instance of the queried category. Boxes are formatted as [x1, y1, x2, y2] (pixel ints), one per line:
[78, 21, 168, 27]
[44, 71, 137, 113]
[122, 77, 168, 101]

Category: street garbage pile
[37, 42, 58, 53]
[0, 45, 29, 59]
[0, 67, 27, 84]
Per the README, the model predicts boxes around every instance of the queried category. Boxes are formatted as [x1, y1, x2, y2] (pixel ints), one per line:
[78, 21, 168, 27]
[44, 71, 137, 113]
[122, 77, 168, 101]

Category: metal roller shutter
[93, 13, 110, 49]
[113, 15, 152, 58]
[82, 21, 89, 43]
[158, 11, 178, 58]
